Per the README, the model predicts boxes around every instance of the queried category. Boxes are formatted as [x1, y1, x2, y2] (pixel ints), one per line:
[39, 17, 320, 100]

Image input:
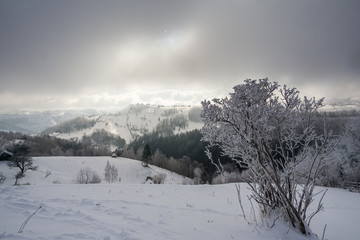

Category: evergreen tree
[141, 144, 152, 167]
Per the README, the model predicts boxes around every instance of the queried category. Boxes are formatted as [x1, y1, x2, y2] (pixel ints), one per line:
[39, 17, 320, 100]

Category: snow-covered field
[0, 156, 188, 186]
[1, 157, 360, 240]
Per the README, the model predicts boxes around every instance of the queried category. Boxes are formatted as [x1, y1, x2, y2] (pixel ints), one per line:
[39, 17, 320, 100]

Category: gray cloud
[0, 0, 359, 111]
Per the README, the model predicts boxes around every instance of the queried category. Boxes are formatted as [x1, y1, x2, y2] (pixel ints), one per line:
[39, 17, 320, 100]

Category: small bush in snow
[45, 170, 51, 178]
[182, 178, 194, 185]
[0, 172, 5, 184]
[193, 167, 203, 185]
[212, 170, 242, 184]
[76, 167, 101, 184]
[104, 161, 118, 183]
[153, 173, 166, 184]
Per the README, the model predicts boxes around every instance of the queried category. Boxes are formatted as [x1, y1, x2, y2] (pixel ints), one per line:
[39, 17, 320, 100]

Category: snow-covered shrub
[45, 170, 51, 178]
[153, 173, 166, 184]
[182, 178, 194, 185]
[201, 79, 336, 235]
[0, 172, 5, 184]
[104, 161, 118, 183]
[307, 117, 360, 188]
[294, 143, 342, 187]
[76, 167, 101, 184]
[337, 117, 360, 183]
[295, 116, 360, 188]
[212, 170, 242, 184]
[193, 167, 203, 185]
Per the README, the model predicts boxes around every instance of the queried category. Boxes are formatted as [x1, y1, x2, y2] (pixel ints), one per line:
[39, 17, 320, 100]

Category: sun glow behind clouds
[115, 29, 197, 76]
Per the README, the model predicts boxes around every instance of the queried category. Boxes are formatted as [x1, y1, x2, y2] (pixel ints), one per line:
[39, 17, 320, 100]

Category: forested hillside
[0, 130, 125, 157]
[1, 108, 359, 184]
[125, 110, 360, 184]
[43, 104, 203, 143]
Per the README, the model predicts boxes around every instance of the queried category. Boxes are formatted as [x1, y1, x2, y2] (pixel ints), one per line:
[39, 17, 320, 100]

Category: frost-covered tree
[76, 167, 101, 184]
[152, 149, 168, 169]
[201, 79, 335, 235]
[8, 144, 36, 178]
[153, 173, 166, 184]
[193, 167, 203, 185]
[336, 117, 360, 183]
[104, 161, 118, 183]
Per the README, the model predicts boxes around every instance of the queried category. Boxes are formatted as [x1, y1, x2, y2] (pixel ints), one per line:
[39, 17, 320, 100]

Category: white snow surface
[1, 157, 360, 240]
[0, 156, 188, 185]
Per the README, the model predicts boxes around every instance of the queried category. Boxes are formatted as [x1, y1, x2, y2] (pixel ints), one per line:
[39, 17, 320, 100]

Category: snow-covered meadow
[1, 157, 360, 240]
[0, 156, 188, 186]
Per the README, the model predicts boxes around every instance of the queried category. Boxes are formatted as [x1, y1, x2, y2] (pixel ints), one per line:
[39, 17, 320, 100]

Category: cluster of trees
[125, 107, 360, 186]
[122, 144, 203, 181]
[126, 108, 360, 185]
[155, 114, 188, 136]
[75, 161, 119, 184]
[0, 129, 125, 157]
[128, 104, 151, 115]
[82, 129, 126, 150]
[161, 108, 178, 117]
[75, 167, 102, 184]
[187, 107, 202, 122]
[330, 117, 360, 184]
[124, 130, 235, 182]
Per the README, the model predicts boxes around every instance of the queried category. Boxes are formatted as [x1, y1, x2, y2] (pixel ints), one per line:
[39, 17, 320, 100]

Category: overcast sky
[1, 0, 359, 112]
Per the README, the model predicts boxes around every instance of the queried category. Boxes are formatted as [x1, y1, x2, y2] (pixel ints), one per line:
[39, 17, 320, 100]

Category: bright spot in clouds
[115, 29, 197, 78]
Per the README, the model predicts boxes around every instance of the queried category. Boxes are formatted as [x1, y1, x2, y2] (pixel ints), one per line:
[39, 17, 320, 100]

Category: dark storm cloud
[0, 0, 359, 110]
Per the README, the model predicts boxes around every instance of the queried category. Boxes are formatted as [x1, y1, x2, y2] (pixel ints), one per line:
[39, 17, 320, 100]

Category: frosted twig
[321, 224, 327, 240]
[18, 205, 42, 233]
[236, 184, 249, 224]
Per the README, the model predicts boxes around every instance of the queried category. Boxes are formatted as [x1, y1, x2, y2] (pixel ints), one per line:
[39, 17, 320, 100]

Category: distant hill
[322, 95, 360, 112]
[2, 100, 358, 139]
[0, 109, 101, 134]
[44, 104, 203, 143]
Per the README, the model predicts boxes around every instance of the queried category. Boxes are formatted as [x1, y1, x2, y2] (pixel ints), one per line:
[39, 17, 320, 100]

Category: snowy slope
[1, 182, 360, 239]
[0, 156, 188, 185]
[50, 104, 203, 143]
[1, 157, 360, 239]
